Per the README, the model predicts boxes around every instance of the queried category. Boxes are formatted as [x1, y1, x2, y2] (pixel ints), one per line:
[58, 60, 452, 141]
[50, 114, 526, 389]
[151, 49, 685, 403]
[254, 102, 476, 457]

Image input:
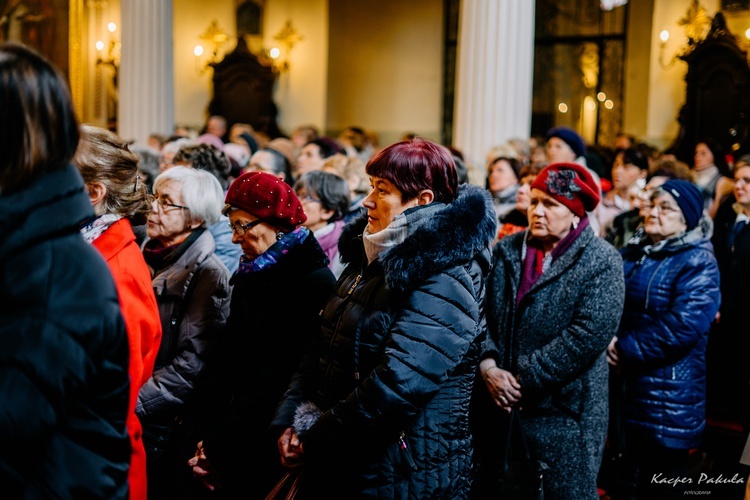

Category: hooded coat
[0, 164, 130, 498]
[617, 219, 720, 449]
[478, 222, 625, 500]
[271, 184, 496, 499]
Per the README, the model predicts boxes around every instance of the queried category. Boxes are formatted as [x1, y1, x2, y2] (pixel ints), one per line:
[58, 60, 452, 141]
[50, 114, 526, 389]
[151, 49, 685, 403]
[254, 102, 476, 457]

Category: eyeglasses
[642, 202, 680, 215]
[734, 177, 750, 187]
[228, 219, 264, 236]
[153, 197, 189, 212]
[301, 195, 321, 204]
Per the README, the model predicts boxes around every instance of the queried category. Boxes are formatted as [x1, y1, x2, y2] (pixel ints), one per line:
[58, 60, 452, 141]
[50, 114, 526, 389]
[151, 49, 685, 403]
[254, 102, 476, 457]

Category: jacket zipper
[398, 431, 417, 471]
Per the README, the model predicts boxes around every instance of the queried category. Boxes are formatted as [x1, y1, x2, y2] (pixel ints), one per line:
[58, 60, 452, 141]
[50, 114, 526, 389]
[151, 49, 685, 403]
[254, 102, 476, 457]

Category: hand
[187, 441, 222, 491]
[277, 427, 304, 468]
[483, 366, 522, 412]
[606, 336, 620, 367]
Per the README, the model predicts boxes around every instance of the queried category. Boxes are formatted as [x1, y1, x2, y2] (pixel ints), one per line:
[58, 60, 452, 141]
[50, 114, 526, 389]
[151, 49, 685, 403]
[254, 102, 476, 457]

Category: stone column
[118, 0, 174, 147]
[453, 0, 535, 184]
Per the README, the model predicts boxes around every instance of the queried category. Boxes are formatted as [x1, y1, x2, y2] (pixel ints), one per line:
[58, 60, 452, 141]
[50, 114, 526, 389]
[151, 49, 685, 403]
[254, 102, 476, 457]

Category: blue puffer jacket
[272, 184, 496, 499]
[617, 219, 720, 449]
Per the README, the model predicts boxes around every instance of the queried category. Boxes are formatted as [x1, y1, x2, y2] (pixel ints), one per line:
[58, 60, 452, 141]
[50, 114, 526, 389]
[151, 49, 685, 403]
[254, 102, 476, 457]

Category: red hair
[366, 138, 458, 203]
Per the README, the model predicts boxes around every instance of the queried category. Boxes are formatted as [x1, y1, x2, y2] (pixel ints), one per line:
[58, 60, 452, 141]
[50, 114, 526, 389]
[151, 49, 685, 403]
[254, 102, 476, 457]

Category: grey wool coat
[480, 223, 625, 500]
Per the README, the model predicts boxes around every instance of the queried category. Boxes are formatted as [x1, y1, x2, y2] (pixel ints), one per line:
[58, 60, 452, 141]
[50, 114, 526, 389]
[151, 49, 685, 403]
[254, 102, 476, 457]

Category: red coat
[93, 218, 162, 500]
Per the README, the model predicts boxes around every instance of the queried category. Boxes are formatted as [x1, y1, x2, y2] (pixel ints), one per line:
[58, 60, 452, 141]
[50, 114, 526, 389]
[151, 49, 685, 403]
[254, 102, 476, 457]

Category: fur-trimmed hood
[339, 184, 497, 291]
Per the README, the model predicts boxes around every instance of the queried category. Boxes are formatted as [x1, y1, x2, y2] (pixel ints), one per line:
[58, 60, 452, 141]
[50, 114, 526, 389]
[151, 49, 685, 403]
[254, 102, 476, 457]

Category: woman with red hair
[272, 137, 497, 498]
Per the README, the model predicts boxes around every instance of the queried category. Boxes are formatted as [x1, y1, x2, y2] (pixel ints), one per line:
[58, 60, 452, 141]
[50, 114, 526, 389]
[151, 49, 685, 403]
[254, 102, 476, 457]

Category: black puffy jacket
[273, 184, 496, 499]
[0, 165, 130, 498]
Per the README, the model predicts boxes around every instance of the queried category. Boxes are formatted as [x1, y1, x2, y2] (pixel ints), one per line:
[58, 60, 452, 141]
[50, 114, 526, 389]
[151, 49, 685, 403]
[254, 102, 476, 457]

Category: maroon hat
[224, 171, 306, 232]
[530, 162, 600, 217]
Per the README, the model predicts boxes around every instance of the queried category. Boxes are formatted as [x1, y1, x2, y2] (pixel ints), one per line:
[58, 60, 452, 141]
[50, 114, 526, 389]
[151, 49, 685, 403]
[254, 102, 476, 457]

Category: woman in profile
[187, 171, 336, 499]
[136, 166, 231, 499]
[73, 124, 163, 500]
[0, 42, 131, 498]
[272, 138, 497, 498]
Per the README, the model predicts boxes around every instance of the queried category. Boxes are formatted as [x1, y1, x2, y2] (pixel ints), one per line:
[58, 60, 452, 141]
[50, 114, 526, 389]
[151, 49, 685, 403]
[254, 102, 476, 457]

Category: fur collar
[339, 184, 496, 291]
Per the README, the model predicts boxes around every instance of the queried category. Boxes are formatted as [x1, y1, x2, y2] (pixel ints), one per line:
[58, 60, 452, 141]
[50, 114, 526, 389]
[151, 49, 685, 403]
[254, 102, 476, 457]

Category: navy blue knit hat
[546, 126, 586, 159]
[660, 179, 704, 229]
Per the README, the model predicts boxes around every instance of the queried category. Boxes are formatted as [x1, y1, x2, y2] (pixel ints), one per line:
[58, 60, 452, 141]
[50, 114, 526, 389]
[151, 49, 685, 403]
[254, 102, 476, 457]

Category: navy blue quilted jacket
[617, 220, 720, 449]
[272, 184, 496, 499]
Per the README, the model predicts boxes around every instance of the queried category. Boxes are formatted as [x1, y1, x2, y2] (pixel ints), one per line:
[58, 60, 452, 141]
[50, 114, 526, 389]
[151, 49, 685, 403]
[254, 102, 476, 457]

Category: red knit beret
[530, 162, 600, 217]
[224, 171, 306, 232]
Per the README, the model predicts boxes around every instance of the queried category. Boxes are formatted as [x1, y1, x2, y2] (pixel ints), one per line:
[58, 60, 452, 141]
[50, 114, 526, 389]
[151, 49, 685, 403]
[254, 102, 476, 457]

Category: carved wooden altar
[207, 37, 283, 139]
[666, 12, 750, 163]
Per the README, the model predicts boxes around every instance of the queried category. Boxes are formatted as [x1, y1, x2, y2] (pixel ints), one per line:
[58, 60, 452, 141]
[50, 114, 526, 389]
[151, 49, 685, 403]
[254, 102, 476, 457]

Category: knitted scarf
[516, 217, 589, 307]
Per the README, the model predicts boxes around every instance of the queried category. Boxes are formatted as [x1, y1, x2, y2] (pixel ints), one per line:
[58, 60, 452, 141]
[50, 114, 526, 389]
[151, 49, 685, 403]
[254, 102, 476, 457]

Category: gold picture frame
[0, 1, 82, 115]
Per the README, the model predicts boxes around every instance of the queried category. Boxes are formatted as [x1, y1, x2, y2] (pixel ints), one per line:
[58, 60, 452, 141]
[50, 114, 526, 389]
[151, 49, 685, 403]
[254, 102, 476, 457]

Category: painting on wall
[0, 0, 70, 77]
[237, 0, 264, 55]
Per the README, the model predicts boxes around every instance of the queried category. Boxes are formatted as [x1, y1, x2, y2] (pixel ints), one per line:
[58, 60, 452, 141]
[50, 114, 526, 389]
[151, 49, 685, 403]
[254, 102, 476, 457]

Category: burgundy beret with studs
[224, 171, 306, 232]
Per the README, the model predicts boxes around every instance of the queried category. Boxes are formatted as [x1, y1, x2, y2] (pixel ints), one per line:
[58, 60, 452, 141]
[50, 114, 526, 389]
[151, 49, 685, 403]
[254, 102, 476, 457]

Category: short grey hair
[152, 166, 223, 227]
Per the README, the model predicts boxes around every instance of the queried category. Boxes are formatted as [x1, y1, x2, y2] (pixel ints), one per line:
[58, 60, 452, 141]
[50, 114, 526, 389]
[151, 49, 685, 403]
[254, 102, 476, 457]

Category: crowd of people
[3, 41, 750, 500]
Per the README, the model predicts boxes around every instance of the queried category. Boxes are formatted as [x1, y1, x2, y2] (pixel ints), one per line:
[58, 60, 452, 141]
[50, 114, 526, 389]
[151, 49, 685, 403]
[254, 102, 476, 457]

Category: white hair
[152, 166, 224, 227]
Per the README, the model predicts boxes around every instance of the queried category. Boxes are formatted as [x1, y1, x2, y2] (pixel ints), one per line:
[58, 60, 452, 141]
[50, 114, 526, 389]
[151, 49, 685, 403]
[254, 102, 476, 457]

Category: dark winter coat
[197, 231, 336, 498]
[0, 164, 131, 498]
[618, 219, 720, 450]
[137, 229, 231, 421]
[709, 196, 750, 420]
[480, 223, 625, 500]
[272, 184, 497, 499]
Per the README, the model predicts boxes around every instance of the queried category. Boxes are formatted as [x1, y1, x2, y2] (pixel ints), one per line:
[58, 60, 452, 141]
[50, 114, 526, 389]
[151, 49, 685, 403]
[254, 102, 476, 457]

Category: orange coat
[93, 218, 162, 500]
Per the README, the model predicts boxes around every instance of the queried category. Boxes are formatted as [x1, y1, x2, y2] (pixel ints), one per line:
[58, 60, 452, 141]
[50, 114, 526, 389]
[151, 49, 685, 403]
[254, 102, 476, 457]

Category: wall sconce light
[194, 20, 230, 75]
[260, 20, 304, 74]
[96, 21, 120, 83]
[95, 21, 120, 130]
[658, 0, 711, 70]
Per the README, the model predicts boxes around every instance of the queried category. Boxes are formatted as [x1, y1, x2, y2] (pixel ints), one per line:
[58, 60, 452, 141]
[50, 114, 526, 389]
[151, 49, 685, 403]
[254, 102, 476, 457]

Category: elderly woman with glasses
[187, 172, 336, 499]
[607, 179, 720, 499]
[136, 166, 232, 499]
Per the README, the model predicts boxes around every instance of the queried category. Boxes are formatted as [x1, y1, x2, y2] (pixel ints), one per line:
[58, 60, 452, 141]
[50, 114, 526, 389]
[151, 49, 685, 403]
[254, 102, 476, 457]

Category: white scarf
[363, 213, 408, 264]
[80, 214, 122, 244]
[362, 203, 443, 263]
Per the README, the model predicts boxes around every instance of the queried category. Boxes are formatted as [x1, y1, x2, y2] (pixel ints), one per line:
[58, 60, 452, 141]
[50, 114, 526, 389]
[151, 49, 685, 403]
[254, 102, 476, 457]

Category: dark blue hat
[660, 179, 704, 229]
[546, 126, 586, 159]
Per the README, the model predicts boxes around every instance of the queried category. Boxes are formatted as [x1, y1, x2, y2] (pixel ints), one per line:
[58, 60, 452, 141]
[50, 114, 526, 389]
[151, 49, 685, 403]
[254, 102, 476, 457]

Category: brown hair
[74, 125, 152, 225]
[0, 43, 80, 192]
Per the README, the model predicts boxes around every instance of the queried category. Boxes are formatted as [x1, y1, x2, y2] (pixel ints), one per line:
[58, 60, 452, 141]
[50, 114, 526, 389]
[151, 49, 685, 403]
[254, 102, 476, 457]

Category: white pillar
[119, 0, 174, 146]
[454, 0, 535, 184]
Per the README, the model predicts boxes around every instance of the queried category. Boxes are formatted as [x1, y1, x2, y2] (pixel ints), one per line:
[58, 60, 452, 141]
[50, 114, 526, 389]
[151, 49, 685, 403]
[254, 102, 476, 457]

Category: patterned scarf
[80, 214, 122, 244]
[516, 217, 589, 307]
[236, 226, 310, 274]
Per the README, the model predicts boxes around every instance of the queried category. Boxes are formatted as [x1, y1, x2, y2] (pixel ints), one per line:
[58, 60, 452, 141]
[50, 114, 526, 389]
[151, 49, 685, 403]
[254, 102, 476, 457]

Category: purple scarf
[516, 217, 589, 307]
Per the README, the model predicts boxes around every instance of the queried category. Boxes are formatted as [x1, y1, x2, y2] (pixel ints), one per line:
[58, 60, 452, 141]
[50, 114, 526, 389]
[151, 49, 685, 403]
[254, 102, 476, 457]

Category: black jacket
[197, 231, 336, 498]
[272, 184, 496, 499]
[0, 164, 130, 498]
